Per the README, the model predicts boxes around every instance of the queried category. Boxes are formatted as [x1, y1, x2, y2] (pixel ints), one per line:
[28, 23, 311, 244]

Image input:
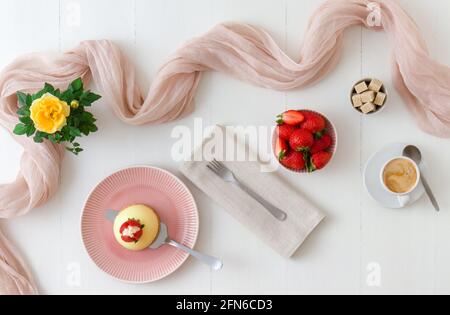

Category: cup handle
[398, 194, 411, 208]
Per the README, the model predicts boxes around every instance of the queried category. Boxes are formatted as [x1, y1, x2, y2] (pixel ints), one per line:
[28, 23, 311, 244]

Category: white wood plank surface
[0, 0, 449, 295]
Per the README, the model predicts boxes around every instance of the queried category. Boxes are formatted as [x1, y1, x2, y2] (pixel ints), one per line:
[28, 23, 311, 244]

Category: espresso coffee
[383, 158, 418, 194]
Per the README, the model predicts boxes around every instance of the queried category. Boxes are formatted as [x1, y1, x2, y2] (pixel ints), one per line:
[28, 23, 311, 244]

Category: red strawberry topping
[120, 219, 145, 243]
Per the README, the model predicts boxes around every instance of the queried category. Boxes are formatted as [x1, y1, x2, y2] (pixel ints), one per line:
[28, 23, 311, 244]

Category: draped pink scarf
[1, 0, 449, 294]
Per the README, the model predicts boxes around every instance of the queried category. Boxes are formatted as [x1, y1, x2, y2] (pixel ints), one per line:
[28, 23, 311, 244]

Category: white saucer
[363, 143, 425, 209]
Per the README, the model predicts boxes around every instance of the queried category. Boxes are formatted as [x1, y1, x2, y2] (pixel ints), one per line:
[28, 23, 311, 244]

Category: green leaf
[26, 94, 33, 107]
[26, 124, 36, 137]
[33, 132, 45, 143]
[65, 146, 84, 155]
[33, 136, 44, 143]
[17, 107, 30, 117]
[19, 116, 32, 125]
[73, 90, 83, 99]
[70, 78, 83, 92]
[87, 92, 101, 102]
[69, 127, 82, 137]
[17, 92, 28, 107]
[71, 116, 80, 128]
[79, 125, 91, 136]
[32, 89, 47, 101]
[79, 91, 89, 101]
[88, 124, 98, 132]
[80, 91, 102, 106]
[60, 90, 74, 103]
[13, 124, 28, 135]
[81, 112, 94, 121]
[60, 126, 71, 141]
[44, 83, 55, 93]
[47, 134, 57, 143]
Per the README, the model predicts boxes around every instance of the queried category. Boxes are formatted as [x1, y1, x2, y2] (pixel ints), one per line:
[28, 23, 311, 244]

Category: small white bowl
[350, 78, 388, 115]
[272, 109, 338, 173]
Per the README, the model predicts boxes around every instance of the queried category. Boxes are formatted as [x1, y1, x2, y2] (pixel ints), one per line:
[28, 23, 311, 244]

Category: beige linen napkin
[179, 126, 325, 258]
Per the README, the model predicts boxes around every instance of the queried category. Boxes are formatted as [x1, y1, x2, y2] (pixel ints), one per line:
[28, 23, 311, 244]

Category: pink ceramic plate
[81, 166, 199, 283]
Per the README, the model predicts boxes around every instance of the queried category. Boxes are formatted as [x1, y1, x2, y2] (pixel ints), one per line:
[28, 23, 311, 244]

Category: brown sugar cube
[354, 81, 369, 94]
[360, 90, 376, 103]
[352, 94, 363, 107]
[369, 79, 383, 92]
[360, 102, 376, 114]
[374, 92, 386, 106]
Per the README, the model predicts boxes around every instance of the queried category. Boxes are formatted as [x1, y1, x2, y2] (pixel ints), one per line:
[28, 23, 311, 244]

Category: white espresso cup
[380, 156, 421, 207]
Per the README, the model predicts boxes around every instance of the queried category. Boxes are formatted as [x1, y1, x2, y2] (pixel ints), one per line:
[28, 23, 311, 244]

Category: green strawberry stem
[276, 115, 284, 125]
[303, 151, 315, 173]
[314, 129, 327, 139]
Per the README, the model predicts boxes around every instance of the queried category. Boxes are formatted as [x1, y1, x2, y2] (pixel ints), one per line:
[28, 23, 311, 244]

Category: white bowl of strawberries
[273, 109, 337, 173]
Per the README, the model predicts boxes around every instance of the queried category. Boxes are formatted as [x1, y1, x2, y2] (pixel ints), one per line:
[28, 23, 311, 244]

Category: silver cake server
[105, 210, 223, 270]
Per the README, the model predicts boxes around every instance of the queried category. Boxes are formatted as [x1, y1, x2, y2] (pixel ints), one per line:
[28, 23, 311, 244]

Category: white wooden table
[1, 0, 449, 295]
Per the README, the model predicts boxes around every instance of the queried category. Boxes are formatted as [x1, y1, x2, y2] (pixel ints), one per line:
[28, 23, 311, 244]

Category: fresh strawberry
[120, 219, 145, 243]
[277, 110, 305, 126]
[301, 111, 326, 134]
[311, 134, 333, 154]
[310, 151, 332, 171]
[276, 124, 296, 141]
[275, 137, 289, 161]
[280, 151, 306, 171]
[289, 129, 314, 152]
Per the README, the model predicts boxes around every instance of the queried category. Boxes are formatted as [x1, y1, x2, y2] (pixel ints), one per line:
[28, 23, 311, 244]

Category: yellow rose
[70, 100, 80, 109]
[30, 93, 71, 134]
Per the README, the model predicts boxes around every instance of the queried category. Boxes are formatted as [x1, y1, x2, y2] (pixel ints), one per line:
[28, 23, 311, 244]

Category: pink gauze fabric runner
[1, 0, 450, 294]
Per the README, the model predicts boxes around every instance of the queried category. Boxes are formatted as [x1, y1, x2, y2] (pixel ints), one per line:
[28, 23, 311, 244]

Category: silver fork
[207, 159, 287, 221]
